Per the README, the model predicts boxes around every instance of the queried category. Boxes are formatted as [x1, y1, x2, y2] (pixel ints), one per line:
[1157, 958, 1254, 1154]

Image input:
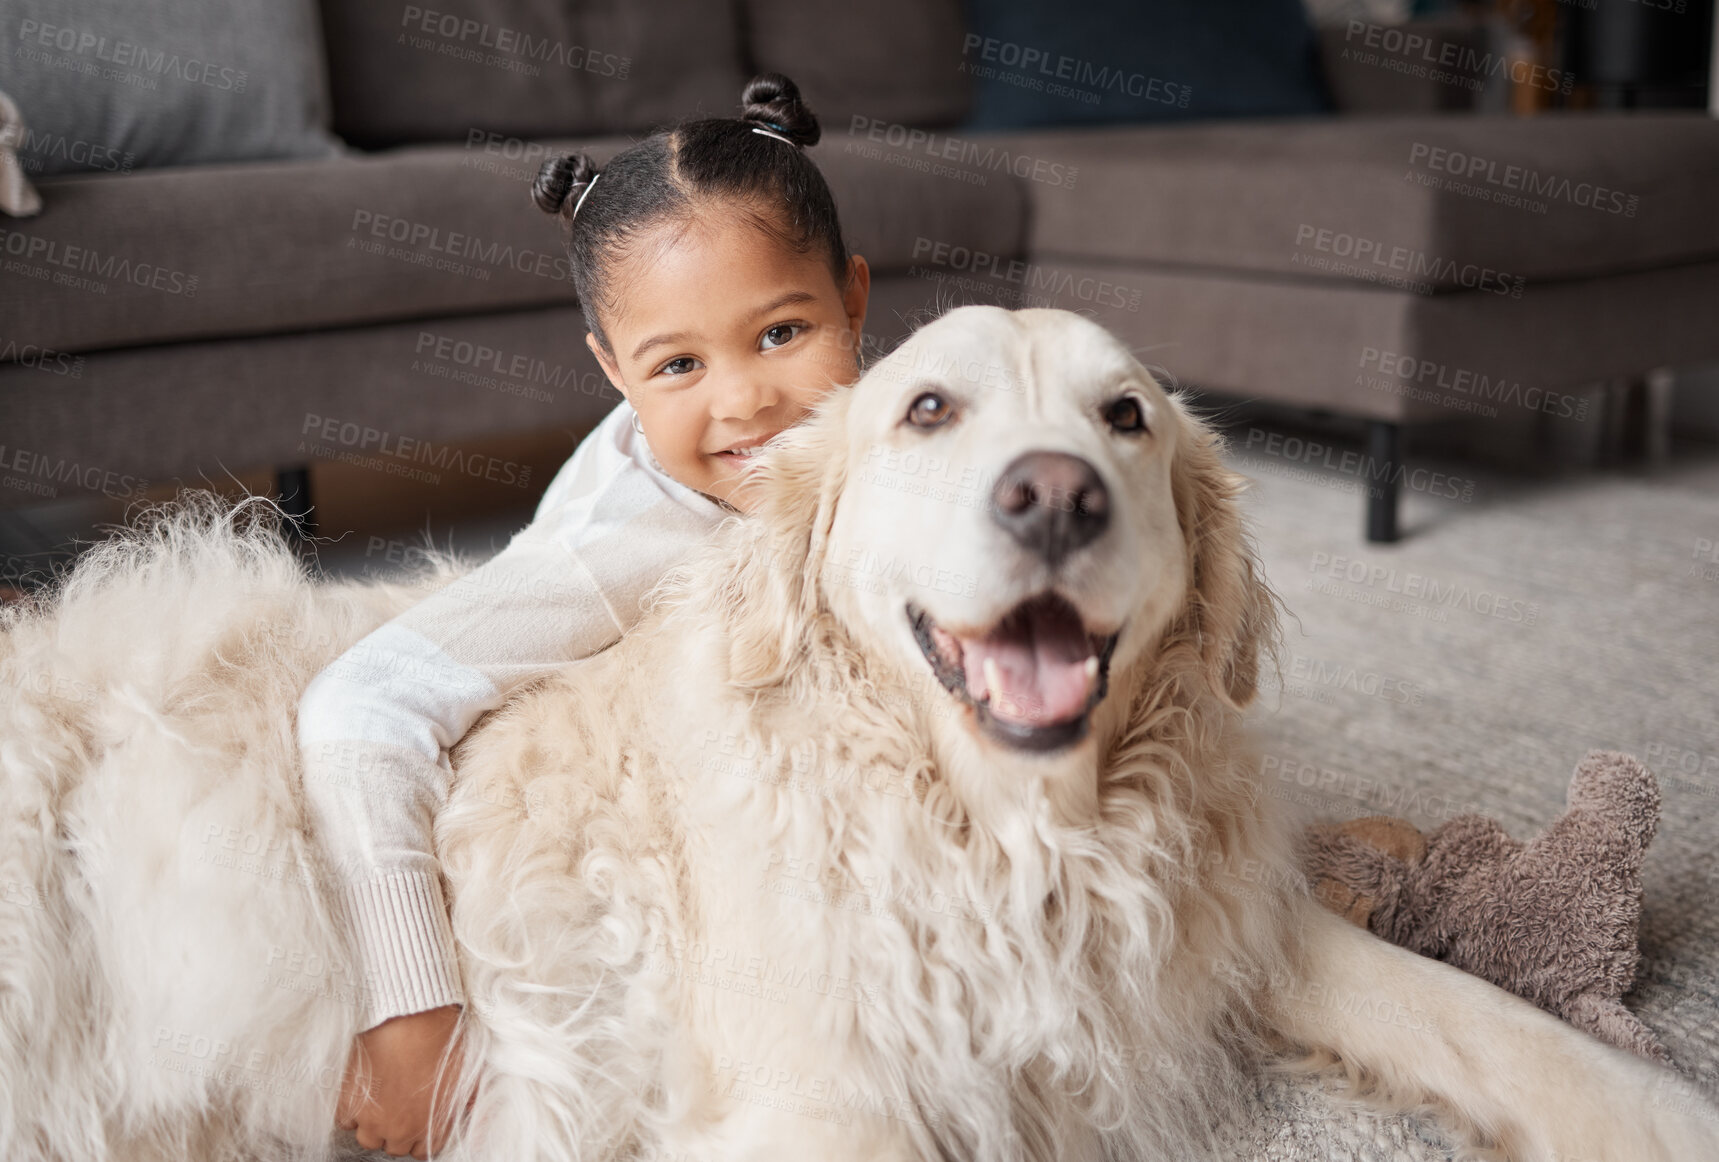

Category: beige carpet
[1221, 432, 1719, 1159]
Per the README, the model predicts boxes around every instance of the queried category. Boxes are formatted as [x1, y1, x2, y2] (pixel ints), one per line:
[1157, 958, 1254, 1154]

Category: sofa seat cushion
[5, 133, 1027, 358]
[977, 113, 1719, 291]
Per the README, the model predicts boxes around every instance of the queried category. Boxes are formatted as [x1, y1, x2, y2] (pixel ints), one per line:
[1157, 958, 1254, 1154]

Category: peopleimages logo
[1241, 428, 1476, 503]
[1262, 653, 1425, 708]
[411, 331, 614, 403]
[349, 210, 570, 280]
[959, 34, 1189, 107]
[14, 128, 134, 175]
[1306, 551, 1541, 625]
[1342, 19, 1574, 94]
[0, 227, 199, 296]
[1293, 225, 1524, 298]
[1408, 143, 1639, 217]
[1359, 348, 1589, 420]
[16, 20, 248, 91]
[847, 116, 1078, 189]
[299, 413, 533, 488]
[0, 337, 82, 377]
[461, 129, 558, 180]
[910, 238, 1143, 311]
[0, 443, 149, 502]
[398, 6, 630, 77]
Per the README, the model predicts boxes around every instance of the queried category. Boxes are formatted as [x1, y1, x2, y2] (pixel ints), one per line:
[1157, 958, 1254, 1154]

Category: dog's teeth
[982, 658, 1003, 703]
[1084, 656, 1099, 681]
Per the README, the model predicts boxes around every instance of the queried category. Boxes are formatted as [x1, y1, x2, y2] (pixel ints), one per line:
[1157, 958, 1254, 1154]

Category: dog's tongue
[961, 600, 1097, 727]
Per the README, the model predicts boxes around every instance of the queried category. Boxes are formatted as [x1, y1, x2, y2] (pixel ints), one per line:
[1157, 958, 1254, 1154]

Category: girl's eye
[656, 356, 701, 377]
[907, 392, 953, 429]
[761, 323, 803, 350]
[1103, 395, 1149, 435]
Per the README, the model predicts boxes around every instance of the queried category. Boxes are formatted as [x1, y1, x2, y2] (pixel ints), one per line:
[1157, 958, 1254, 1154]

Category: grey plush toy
[1303, 750, 1668, 1062]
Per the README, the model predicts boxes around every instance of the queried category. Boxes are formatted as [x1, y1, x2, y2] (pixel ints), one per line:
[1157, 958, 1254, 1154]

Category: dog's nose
[990, 451, 1110, 565]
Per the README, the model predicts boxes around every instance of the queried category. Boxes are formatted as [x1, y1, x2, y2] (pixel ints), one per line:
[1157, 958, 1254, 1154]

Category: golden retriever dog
[2, 306, 1714, 1162]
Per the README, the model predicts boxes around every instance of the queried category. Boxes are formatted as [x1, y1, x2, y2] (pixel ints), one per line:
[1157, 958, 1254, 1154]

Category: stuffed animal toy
[1303, 750, 1669, 1062]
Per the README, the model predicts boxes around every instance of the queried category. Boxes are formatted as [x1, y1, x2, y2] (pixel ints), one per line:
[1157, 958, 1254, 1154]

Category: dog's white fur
[2, 306, 1715, 1161]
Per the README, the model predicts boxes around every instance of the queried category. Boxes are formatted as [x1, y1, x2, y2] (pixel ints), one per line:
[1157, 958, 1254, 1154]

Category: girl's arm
[296, 402, 725, 1032]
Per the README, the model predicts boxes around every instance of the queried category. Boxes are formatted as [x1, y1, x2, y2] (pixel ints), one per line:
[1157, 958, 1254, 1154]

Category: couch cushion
[957, 0, 1329, 130]
[0, 270, 982, 512]
[4, 132, 1027, 358]
[744, 0, 970, 128]
[316, 0, 748, 148]
[6, 0, 339, 175]
[975, 113, 1719, 290]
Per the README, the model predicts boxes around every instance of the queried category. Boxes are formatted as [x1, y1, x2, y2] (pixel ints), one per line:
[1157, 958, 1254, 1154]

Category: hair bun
[532, 152, 600, 217]
[740, 73, 820, 148]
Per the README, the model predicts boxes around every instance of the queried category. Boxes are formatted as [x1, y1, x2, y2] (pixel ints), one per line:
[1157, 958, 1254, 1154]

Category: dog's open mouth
[908, 595, 1120, 752]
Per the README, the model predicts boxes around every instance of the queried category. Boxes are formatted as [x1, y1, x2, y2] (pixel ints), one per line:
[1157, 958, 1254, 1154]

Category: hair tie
[571, 171, 602, 219]
[750, 125, 798, 148]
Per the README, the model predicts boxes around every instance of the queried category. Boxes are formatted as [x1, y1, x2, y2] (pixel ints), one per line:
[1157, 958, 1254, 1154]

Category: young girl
[296, 73, 872, 1158]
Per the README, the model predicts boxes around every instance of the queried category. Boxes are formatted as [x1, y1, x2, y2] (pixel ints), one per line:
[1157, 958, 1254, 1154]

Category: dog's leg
[1269, 901, 1719, 1161]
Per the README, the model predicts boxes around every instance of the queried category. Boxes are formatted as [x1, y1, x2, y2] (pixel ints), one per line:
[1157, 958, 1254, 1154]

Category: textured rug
[1219, 432, 1719, 1158]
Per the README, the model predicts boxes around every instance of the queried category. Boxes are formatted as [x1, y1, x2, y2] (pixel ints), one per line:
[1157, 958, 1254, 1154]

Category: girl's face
[587, 208, 871, 511]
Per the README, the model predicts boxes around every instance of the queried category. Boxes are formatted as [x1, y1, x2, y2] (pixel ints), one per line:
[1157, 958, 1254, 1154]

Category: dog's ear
[719, 389, 853, 688]
[1166, 396, 1279, 710]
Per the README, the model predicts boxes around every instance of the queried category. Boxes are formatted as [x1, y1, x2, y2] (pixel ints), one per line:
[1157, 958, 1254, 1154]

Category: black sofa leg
[1365, 421, 1400, 544]
[275, 465, 315, 542]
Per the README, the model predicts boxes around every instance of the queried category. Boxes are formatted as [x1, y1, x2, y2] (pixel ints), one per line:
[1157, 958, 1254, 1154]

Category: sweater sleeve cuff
[339, 870, 466, 1033]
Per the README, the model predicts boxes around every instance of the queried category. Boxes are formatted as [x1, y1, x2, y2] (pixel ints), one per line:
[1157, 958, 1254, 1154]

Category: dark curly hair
[532, 73, 851, 354]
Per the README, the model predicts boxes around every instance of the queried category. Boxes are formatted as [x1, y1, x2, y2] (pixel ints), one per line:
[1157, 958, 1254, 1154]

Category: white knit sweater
[296, 400, 727, 1031]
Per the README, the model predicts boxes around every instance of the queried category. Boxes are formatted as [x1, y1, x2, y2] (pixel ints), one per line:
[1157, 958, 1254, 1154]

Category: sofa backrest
[743, 0, 971, 130]
[316, 0, 970, 148]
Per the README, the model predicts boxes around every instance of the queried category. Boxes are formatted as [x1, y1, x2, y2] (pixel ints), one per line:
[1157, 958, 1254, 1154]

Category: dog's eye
[907, 392, 953, 429]
[1103, 395, 1149, 435]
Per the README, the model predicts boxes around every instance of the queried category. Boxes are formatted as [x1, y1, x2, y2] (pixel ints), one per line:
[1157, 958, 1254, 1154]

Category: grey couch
[3, 0, 1716, 548]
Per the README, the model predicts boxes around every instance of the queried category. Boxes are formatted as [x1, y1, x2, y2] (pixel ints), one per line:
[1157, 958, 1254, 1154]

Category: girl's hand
[337, 1005, 474, 1159]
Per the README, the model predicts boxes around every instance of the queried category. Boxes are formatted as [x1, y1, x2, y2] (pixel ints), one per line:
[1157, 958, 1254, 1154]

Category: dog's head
[733, 305, 1275, 764]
